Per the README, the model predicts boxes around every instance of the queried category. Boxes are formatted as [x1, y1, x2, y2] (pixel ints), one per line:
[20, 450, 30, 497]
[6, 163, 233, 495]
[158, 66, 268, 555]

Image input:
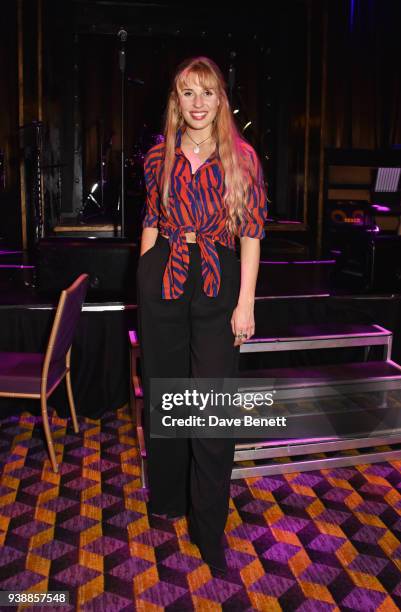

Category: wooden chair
[129, 330, 147, 487]
[0, 274, 89, 472]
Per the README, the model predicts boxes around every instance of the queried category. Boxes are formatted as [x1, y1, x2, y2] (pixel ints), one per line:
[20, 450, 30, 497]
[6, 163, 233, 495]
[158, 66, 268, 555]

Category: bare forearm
[230, 237, 260, 346]
[140, 227, 159, 256]
[238, 236, 260, 306]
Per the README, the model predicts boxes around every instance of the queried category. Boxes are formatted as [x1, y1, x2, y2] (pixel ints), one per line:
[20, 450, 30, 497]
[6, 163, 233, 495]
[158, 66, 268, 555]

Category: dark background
[1, 0, 401, 249]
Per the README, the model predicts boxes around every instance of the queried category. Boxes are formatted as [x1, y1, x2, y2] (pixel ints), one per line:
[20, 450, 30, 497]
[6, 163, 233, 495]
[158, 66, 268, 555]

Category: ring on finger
[235, 332, 248, 340]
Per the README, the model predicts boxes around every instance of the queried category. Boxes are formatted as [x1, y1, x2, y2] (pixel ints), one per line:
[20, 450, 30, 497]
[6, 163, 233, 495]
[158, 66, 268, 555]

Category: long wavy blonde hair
[161, 56, 258, 235]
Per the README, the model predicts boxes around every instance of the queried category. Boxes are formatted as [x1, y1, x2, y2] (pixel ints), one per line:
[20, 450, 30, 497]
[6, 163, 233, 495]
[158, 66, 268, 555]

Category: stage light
[242, 121, 252, 132]
[372, 204, 391, 212]
[233, 109, 239, 114]
[90, 182, 99, 194]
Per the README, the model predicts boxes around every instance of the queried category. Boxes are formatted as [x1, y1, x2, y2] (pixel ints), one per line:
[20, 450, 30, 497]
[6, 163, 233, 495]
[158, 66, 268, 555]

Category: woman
[137, 56, 268, 573]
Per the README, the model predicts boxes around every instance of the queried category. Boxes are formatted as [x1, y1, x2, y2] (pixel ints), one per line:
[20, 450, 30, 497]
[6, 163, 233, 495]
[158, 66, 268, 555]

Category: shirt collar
[175, 126, 218, 161]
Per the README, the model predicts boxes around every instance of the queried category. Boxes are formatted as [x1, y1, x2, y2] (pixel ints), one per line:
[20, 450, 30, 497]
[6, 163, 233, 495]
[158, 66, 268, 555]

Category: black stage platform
[1, 246, 401, 419]
[1, 293, 401, 419]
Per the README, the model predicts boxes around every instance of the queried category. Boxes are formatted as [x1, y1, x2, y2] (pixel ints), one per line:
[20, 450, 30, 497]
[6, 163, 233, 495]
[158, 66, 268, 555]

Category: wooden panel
[329, 165, 373, 185]
[327, 188, 370, 200]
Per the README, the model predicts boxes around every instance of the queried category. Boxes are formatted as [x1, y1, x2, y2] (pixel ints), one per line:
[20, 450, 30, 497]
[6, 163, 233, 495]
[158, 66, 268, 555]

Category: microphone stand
[228, 51, 236, 105]
[228, 50, 253, 142]
[118, 28, 127, 238]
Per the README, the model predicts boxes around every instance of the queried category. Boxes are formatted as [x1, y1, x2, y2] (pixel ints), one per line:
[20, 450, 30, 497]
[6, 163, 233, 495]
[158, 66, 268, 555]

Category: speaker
[327, 200, 373, 228]
[36, 238, 138, 300]
[370, 236, 401, 291]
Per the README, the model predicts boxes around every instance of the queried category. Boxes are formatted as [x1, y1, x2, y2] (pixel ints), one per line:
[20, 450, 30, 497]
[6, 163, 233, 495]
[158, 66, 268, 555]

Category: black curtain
[326, 0, 401, 149]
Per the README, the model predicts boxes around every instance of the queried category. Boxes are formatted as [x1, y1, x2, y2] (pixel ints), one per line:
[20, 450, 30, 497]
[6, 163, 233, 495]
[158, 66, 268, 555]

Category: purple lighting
[294, 260, 336, 265]
[266, 220, 302, 226]
[372, 204, 391, 212]
[259, 260, 335, 266]
[349, 0, 355, 31]
[260, 261, 289, 265]
[0, 265, 35, 269]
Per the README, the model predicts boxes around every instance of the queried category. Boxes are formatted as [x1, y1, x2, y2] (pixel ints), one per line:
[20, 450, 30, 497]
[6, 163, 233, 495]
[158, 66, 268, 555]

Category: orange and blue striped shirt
[142, 128, 268, 299]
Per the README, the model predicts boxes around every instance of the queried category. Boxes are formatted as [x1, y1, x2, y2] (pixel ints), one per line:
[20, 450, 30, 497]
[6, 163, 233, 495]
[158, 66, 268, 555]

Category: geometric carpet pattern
[1, 406, 401, 610]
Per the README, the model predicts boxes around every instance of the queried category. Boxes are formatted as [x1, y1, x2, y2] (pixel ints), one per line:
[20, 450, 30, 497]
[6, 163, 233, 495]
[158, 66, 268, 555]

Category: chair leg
[41, 395, 58, 473]
[66, 370, 79, 434]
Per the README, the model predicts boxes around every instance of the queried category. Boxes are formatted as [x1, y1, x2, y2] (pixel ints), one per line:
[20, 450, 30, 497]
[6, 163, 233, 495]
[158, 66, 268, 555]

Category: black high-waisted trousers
[136, 234, 240, 555]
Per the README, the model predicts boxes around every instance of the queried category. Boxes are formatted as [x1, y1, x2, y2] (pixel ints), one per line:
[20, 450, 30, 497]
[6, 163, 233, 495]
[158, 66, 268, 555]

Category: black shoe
[188, 526, 199, 546]
[203, 548, 227, 575]
[188, 527, 227, 574]
[167, 511, 186, 520]
[150, 508, 186, 520]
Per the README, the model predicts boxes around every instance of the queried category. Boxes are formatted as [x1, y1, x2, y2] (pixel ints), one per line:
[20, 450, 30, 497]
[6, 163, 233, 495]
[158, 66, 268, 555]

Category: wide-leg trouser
[136, 234, 240, 553]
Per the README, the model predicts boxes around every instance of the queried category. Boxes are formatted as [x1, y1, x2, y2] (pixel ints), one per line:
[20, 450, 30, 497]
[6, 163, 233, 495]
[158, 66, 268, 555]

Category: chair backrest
[42, 274, 89, 387]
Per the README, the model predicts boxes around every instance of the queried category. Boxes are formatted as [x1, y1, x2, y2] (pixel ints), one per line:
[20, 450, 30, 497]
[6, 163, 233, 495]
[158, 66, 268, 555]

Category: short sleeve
[142, 149, 161, 229]
[239, 147, 268, 239]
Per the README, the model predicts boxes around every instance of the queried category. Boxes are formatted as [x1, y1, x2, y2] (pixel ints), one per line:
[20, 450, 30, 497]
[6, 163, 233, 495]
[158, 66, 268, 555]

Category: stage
[2, 243, 401, 420]
[1, 0, 401, 605]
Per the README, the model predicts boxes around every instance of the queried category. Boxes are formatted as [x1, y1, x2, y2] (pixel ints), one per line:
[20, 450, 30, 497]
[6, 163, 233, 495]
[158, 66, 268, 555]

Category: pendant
[193, 146, 200, 154]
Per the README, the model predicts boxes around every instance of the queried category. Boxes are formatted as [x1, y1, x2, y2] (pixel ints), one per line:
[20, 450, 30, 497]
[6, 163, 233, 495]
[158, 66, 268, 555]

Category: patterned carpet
[1, 406, 401, 611]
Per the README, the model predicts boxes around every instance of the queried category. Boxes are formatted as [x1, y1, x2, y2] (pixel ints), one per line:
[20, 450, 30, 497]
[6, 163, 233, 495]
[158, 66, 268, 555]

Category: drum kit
[78, 129, 164, 227]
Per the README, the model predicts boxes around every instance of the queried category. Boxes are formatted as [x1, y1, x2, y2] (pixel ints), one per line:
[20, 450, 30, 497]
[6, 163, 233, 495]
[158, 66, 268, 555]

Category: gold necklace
[185, 130, 212, 154]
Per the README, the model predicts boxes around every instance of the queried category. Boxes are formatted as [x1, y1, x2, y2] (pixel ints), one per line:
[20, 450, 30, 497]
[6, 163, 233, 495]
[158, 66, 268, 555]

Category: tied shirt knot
[162, 226, 221, 300]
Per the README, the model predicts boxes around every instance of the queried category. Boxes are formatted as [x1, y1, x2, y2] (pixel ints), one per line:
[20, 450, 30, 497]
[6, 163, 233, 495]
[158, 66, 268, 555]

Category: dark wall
[78, 32, 277, 214]
[325, 0, 401, 149]
[43, 1, 81, 217]
[0, 2, 20, 245]
[51, 0, 281, 218]
[1, 0, 401, 247]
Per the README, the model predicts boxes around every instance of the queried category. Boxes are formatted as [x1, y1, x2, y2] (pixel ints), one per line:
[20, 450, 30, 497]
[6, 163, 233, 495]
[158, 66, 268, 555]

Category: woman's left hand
[231, 301, 255, 346]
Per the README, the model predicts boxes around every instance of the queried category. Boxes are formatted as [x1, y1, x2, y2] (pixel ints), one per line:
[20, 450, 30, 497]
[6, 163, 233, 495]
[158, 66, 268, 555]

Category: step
[240, 323, 392, 353]
[238, 360, 401, 400]
[240, 360, 401, 381]
[232, 446, 401, 479]
[234, 432, 401, 458]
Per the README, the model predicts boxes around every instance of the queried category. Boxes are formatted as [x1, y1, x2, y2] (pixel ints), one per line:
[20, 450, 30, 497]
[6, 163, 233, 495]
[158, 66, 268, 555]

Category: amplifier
[333, 234, 401, 293]
[326, 200, 374, 228]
